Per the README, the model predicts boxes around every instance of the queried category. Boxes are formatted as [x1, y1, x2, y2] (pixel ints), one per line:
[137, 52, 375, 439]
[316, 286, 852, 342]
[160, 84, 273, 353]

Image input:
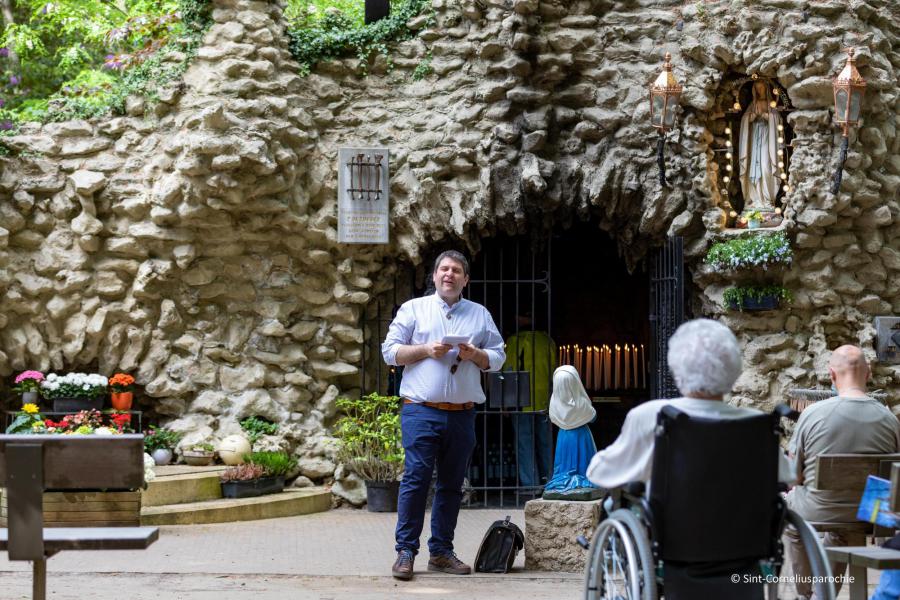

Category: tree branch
[0, 0, 21, 75]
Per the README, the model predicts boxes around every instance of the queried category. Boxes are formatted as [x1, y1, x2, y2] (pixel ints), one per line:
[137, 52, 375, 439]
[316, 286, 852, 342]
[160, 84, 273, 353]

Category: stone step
[142, 465, 227, 507]
[140, 488, 332, 526]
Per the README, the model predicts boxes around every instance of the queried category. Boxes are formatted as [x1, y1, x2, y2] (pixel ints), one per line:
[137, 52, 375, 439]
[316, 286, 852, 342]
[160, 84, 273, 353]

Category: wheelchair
[582, 405, 835, 600]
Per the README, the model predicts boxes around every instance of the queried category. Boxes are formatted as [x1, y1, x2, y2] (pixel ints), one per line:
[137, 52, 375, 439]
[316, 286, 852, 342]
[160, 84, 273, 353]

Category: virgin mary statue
[543, 366, 603, 501]
[739, 81, 782, 211]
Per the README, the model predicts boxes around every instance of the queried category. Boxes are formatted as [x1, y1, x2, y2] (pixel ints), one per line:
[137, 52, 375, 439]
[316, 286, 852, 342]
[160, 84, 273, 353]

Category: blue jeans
[395, 402, 476, 556]
[872, 570, 900, 600]
[512, 413, 553, 488]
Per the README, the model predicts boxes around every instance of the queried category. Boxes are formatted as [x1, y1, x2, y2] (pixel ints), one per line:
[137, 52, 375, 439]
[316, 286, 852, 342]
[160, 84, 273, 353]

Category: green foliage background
[0, 0, 211, 125]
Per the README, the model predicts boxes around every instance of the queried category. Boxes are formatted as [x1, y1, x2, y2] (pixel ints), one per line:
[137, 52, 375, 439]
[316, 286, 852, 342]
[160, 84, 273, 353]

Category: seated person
[587, 318, 794, 489]
[785, 345, 900, 600]
[543, 365, 601, 500]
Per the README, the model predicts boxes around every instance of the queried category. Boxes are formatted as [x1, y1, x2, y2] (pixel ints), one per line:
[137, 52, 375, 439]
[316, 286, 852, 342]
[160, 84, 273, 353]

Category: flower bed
[705, 232, 793, 272]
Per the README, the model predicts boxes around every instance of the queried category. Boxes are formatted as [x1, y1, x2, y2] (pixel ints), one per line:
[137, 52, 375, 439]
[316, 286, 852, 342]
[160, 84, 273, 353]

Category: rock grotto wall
[0, 0, 897, 495]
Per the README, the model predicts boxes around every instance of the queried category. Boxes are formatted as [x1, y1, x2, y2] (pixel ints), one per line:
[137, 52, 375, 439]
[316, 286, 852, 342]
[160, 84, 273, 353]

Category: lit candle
[575, 345, 582, 381]
[586, 346, 593, 390]
[594, 346, 601, 390]
[632, 345, 639, 389]
[614, 344, 620, 389]
[624, 344, 631, 389]
[605, 345, 611, 389]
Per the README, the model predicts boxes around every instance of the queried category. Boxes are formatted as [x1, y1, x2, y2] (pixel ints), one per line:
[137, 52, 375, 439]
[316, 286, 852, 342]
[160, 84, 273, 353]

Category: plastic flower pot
[110, 391, 133, 411]
[21, 391, 38, 404]
[728, 294, 780, 312]
[365, 480, 400, 512]
[220, 475, 285, 499]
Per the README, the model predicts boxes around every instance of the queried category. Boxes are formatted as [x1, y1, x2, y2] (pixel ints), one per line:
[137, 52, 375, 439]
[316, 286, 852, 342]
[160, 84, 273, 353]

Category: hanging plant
[723, 284, 793, 312]
[705, 231, 792, 272]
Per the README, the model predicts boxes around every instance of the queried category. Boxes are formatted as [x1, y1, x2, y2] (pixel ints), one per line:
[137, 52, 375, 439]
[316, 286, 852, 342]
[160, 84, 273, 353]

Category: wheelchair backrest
[649, 406, 781, 563]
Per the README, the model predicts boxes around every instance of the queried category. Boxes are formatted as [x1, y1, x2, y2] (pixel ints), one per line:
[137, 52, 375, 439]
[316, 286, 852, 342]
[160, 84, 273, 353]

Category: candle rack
[558, 342, 648, 392]
[344, 152, 385, 201]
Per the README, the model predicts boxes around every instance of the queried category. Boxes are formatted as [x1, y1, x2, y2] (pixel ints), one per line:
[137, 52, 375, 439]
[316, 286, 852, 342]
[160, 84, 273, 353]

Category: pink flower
[14, 370, 44, 384]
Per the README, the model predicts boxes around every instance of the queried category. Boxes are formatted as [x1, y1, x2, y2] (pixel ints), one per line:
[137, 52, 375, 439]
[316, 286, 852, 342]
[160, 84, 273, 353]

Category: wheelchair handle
[576, 535, 590, 550]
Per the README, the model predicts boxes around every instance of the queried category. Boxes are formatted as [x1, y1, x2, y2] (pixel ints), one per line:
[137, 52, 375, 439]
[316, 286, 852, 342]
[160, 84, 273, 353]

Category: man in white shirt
[587, 318, 794, 490]
[382, 250, 505, 581]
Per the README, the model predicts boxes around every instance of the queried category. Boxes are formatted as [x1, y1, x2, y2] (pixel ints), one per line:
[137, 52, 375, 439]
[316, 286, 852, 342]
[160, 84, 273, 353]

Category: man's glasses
[450, 355, 462, 374]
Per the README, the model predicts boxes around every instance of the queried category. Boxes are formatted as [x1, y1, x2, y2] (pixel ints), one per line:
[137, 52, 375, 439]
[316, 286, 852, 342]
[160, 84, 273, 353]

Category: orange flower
[109, 373, 135, 392]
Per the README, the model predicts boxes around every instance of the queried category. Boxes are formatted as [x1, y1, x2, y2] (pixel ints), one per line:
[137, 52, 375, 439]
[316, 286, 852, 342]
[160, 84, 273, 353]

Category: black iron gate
[649, 236, 685, 399]
[464, 235, 554, 507]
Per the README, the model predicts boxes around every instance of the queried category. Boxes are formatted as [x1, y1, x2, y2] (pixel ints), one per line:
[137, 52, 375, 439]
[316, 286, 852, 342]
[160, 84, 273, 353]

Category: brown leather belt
[403, 398, 474, 411]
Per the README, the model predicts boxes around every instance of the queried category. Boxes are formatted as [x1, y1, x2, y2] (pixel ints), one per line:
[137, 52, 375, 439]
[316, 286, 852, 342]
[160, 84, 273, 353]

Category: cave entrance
[361, 223, 686, 507]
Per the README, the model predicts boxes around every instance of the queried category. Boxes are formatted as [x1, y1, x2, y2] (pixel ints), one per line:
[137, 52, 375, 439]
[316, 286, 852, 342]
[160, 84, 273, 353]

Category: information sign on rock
[337, 148, 389, 244]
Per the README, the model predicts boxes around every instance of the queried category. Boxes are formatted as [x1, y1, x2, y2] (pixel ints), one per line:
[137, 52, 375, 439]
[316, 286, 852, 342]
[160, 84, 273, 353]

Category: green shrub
[286, 0, 430, 75]
[333, 393, 403, 482]
[245, 451, 297, 477]
[0, 0, 212, 126]
[143, 425, 182, 452]
[723, 285, 793, 311]
[239, 416, 279, 444]
[705, 232, 792, 271]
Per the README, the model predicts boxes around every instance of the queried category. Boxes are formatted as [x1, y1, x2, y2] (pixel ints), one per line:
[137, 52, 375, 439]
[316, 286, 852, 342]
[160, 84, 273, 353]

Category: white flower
[143, 453, 156, 483]
[94, 427, 116, 435]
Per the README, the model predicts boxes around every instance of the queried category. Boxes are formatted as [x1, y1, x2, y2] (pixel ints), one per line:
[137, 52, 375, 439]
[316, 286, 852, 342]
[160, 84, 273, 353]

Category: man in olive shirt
[784, 345, 900, 600]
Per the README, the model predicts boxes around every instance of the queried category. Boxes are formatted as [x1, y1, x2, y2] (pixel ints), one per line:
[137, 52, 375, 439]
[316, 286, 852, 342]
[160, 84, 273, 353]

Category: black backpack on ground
[474, 515, 525, 573]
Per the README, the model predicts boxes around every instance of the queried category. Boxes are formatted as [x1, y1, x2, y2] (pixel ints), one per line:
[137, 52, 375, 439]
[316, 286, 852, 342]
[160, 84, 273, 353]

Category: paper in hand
[441, 335, 472, 346]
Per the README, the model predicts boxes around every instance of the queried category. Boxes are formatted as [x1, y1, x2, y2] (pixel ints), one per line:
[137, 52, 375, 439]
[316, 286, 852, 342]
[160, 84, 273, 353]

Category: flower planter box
[52, 396, 104, 413]
[220, 475, 284, 499]
[728, 294, 780, 312]
[0, 489, 141, 527]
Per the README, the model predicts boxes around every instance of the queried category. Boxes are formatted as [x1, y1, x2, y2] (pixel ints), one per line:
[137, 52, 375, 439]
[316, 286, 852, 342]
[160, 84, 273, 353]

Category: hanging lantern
[830, 48, 867, 193]
[648, 53, 683, 187]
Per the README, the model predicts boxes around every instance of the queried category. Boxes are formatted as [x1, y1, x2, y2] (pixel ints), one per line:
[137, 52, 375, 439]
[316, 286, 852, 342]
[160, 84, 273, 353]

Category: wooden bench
[811, 452, 900, 536]
[821, 461, 900, 600]
[0, 434, 159, 600]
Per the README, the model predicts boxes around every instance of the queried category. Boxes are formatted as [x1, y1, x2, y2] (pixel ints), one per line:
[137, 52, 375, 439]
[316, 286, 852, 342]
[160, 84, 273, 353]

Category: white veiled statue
[549, 366, 596, 430]
[739, 81, 782, 211]
[544, 366, 602, 500]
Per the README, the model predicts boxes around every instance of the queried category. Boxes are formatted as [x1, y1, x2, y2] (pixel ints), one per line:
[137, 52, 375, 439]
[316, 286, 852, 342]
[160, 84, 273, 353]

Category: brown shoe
[392, 550, 415, 580]
[427, 552, 471, 575]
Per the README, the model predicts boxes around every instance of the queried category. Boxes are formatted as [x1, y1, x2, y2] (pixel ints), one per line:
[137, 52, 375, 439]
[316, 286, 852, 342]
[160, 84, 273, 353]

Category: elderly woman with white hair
[586, 318, 794, 489]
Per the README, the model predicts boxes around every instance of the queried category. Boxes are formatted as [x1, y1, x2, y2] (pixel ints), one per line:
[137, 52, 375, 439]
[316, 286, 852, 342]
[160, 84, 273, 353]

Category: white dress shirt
[586, 397, 796, 490]
[382, 293, 505, 405]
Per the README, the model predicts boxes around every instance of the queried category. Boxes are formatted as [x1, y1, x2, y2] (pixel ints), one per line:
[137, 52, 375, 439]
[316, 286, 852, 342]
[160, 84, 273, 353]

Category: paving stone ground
[0, 507, 882, 599]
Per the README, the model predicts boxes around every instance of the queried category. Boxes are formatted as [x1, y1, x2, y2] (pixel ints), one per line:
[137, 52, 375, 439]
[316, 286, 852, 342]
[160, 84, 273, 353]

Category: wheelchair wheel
[765, 509, 835, 600]
[584, 509, 656, 600]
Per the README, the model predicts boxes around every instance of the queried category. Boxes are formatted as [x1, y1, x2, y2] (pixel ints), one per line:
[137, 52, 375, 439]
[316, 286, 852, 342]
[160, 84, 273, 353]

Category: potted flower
[743, 210, 763, 229]
[143, 426, 182, 466]
[5, 402, 44, 434]
[108, 373, 136, 410]
[40, 372, 108, 413]
[723, 284, 793, 312]
[183, 442, 216, 466]
[40, 409, 105, 434]
[219, 451, 297, 498]
[13, 371, 44, 404]
[705, 231, 793, 273]
[333, 393, 404, 512]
